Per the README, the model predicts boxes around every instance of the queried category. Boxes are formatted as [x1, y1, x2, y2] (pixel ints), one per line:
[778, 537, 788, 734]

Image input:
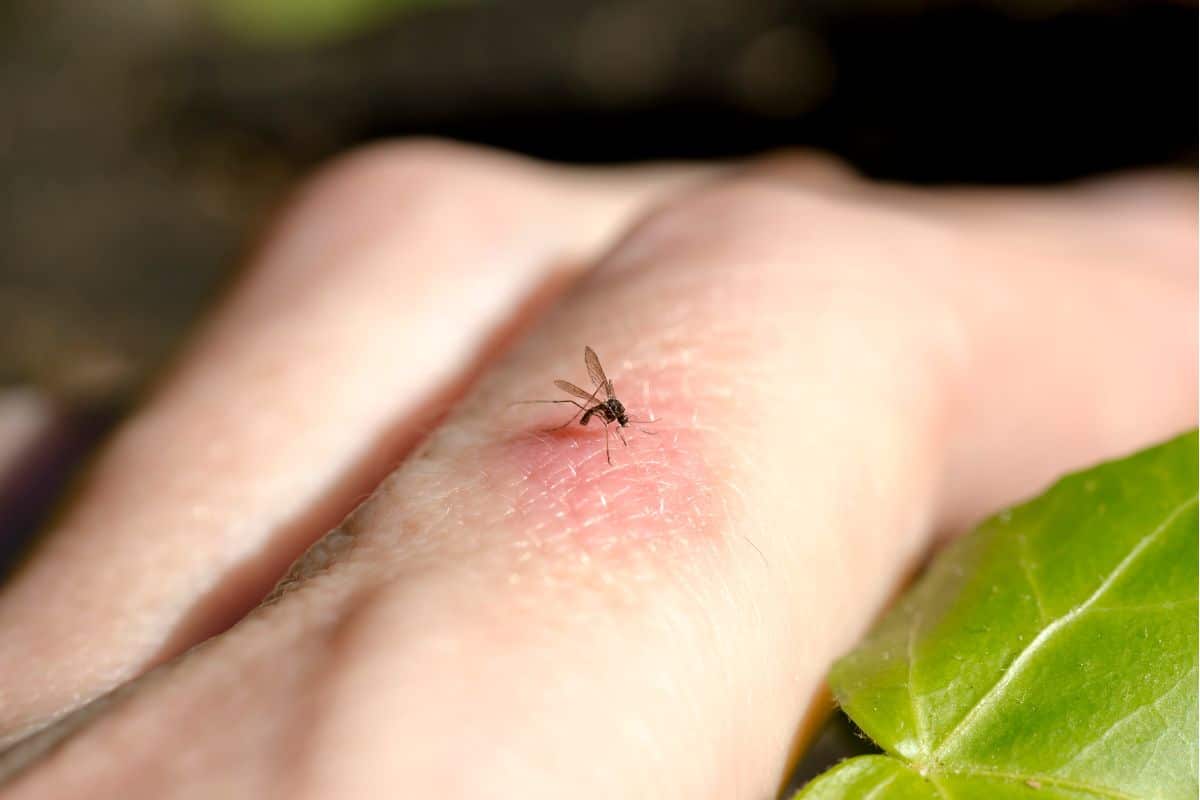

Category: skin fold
[0, 141, 1193, 799]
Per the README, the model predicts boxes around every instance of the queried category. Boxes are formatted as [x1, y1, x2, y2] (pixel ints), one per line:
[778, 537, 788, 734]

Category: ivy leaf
[797, 431, 1198, 799]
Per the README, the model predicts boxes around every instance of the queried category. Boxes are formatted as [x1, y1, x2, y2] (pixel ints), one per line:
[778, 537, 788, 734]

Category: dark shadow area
[781, 709, 882, 797]
[173, 2, 1196, 180]
[2, 1, 1194, 414]
[0, 407, 122, 579]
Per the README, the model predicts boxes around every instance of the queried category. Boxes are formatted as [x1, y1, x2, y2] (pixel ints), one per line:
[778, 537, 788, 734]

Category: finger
[894, 171, 1196, 533]
[0, 140, 712, 740]
[756, 160, 1197, 533]
[9, 172, 1190, 796]
[7, 174, 1192, 798]
[263, 176, 1197, 797]
[4, 177, 965, 798]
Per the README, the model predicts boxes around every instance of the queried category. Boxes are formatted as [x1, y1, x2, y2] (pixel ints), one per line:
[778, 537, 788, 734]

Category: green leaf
[797, 431, 1198, 799]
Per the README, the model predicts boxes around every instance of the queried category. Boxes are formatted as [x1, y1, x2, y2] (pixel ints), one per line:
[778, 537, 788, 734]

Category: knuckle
[258, 138, 545, 279]
[592, 175, 964, 372]
[607, 178, 867, 273]
[739, 147, 859, 186]
[298, 137, 525, 214]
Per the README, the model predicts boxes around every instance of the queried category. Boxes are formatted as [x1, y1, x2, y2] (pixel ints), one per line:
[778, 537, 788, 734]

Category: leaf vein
[1017, 531, 1049, 625]
[862, 771, 899, 800]
[907, 604, 928, 755]
[931, 493, 1198, 759]
[1089, 597, 1198, 613]
[1060, 664, 1197, 771]
[926, 771, 953, 800]
[942, 766, 1141, 799]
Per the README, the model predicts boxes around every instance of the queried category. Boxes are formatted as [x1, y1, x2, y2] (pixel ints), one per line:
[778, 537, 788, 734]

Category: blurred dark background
[1, 0, 1195, 412]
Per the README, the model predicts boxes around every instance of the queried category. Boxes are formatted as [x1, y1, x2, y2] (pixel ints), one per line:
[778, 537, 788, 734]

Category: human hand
[0, 142, 1193, 798]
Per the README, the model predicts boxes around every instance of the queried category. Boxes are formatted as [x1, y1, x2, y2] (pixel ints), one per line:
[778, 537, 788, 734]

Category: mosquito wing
[554, 380, 599, 402]
[583, 346, 614, 398]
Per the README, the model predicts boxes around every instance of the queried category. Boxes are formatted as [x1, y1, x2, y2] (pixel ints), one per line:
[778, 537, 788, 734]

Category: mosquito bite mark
[498, 348, 743, 557]
[498, 423, 726, 557]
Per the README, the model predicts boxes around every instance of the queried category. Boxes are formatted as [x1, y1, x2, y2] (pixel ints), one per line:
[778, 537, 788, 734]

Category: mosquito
[519, 346, 656, 464]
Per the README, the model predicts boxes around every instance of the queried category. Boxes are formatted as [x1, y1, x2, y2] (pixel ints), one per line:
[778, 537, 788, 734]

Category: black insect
[522, 346, 655, 464]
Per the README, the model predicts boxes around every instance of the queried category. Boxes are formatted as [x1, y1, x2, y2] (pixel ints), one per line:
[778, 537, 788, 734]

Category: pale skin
[0, 140, 1194, 799]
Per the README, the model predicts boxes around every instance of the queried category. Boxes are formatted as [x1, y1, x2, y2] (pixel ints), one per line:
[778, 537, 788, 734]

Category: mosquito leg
[546, 400, 589, 431]
[509, 399, 583, 409]
[624, 417, 659, 436]
[603, 422, 612, 465]
[546, 380, 608, 432]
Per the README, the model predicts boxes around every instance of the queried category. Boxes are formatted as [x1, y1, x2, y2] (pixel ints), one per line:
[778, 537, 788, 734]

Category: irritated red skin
[492, 421, 729, 557]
